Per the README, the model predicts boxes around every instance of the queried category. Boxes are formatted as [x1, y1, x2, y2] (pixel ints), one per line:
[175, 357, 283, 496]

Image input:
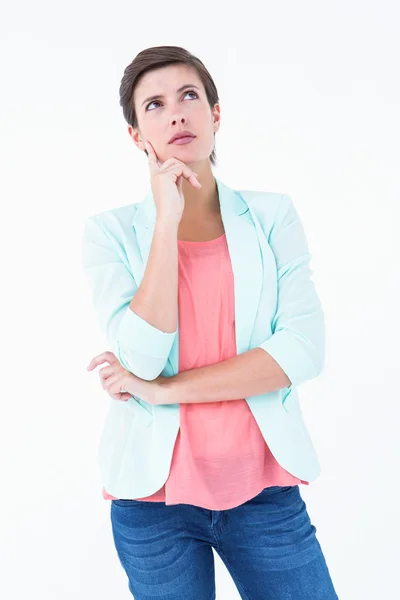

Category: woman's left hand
[86, 351, 167, 405]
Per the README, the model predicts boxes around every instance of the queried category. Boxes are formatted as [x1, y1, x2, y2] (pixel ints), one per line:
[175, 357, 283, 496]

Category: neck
[181, 162, 219, 218]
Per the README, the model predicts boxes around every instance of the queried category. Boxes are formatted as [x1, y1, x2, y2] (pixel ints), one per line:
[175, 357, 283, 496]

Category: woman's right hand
[144, 140, 201, 225]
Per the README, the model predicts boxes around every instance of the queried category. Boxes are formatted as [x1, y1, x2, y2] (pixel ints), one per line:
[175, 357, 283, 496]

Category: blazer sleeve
[81, 215, 177, 380]
[257, 194, 326, 388]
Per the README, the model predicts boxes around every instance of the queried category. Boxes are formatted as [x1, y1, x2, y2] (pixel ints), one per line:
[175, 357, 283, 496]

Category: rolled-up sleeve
[257, 194, 326, 389]
[82, 216, 177, 380]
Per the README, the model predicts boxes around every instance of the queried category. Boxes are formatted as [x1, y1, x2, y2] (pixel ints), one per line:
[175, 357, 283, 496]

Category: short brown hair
[119, 46, 219, 166]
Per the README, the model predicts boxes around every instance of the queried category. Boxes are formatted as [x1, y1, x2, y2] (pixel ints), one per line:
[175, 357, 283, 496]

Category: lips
[168, 130, 196, 143]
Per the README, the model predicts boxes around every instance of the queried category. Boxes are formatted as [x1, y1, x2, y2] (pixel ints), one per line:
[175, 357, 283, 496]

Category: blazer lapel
[131, 177, 263, 373]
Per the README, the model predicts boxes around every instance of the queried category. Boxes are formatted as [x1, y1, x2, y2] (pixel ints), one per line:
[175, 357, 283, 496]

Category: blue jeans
[110, 485, 339, 599]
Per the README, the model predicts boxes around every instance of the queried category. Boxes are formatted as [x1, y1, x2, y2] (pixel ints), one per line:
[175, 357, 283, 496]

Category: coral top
[103, 232, 308, 510]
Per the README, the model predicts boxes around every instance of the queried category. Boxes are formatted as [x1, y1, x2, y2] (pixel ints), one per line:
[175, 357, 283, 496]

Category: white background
[1, 1, 399, 598]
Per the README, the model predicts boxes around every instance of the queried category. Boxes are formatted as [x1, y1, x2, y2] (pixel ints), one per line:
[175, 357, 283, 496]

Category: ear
[212, 103, 221, 134]
[127, 125, 146, 152]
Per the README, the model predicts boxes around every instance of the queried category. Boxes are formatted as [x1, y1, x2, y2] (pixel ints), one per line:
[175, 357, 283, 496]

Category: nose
[171, 115, 186, 126]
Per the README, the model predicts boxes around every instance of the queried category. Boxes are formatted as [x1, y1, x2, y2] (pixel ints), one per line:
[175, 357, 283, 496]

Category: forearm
[163, 347, 291, 404]
[129, 219, 179, 333]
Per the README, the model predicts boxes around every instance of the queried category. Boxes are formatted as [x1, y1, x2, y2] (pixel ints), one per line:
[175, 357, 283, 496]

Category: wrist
[155, 219, 180, 234]
[155, 375, 179, 405]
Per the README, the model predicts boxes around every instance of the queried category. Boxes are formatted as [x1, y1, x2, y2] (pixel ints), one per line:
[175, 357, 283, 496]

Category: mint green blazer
[82, 177, 325, 499]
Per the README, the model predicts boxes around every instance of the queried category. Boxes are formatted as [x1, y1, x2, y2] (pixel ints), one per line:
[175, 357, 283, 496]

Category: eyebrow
[141, 84, 201, 107]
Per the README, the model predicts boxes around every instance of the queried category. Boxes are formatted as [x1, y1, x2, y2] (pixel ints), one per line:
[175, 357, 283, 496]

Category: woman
[82, 46, 339, 599]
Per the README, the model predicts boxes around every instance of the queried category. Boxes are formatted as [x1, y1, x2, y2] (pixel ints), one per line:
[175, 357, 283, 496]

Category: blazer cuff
[118, 306, 177, 358]
[257, 329, 319, 389]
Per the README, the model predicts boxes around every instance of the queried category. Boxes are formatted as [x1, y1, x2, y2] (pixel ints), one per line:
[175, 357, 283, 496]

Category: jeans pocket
[112, 499, 143, 506]
[262, 485, 294, 493]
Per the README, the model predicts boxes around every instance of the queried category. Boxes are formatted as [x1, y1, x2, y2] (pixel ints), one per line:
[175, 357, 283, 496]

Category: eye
[145, 90, 198, 111]
[185, 90, 198, 100]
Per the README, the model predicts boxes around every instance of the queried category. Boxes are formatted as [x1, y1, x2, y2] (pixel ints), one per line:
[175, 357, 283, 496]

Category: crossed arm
[87, 344, 291, 406]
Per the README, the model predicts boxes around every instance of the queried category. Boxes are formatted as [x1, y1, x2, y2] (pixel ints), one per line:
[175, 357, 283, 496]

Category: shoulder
[237, 188, 292, 214]
[236, 188, 294, 230]
[85, 201, 139, 228]
[83, 201, 140, 243]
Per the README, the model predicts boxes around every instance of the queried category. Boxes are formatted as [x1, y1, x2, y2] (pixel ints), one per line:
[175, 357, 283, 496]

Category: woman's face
[129, 63, 220, 166]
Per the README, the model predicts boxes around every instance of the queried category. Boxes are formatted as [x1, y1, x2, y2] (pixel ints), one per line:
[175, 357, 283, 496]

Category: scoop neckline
[177, 232, 226, 244]
[177, 232, 227, 256]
